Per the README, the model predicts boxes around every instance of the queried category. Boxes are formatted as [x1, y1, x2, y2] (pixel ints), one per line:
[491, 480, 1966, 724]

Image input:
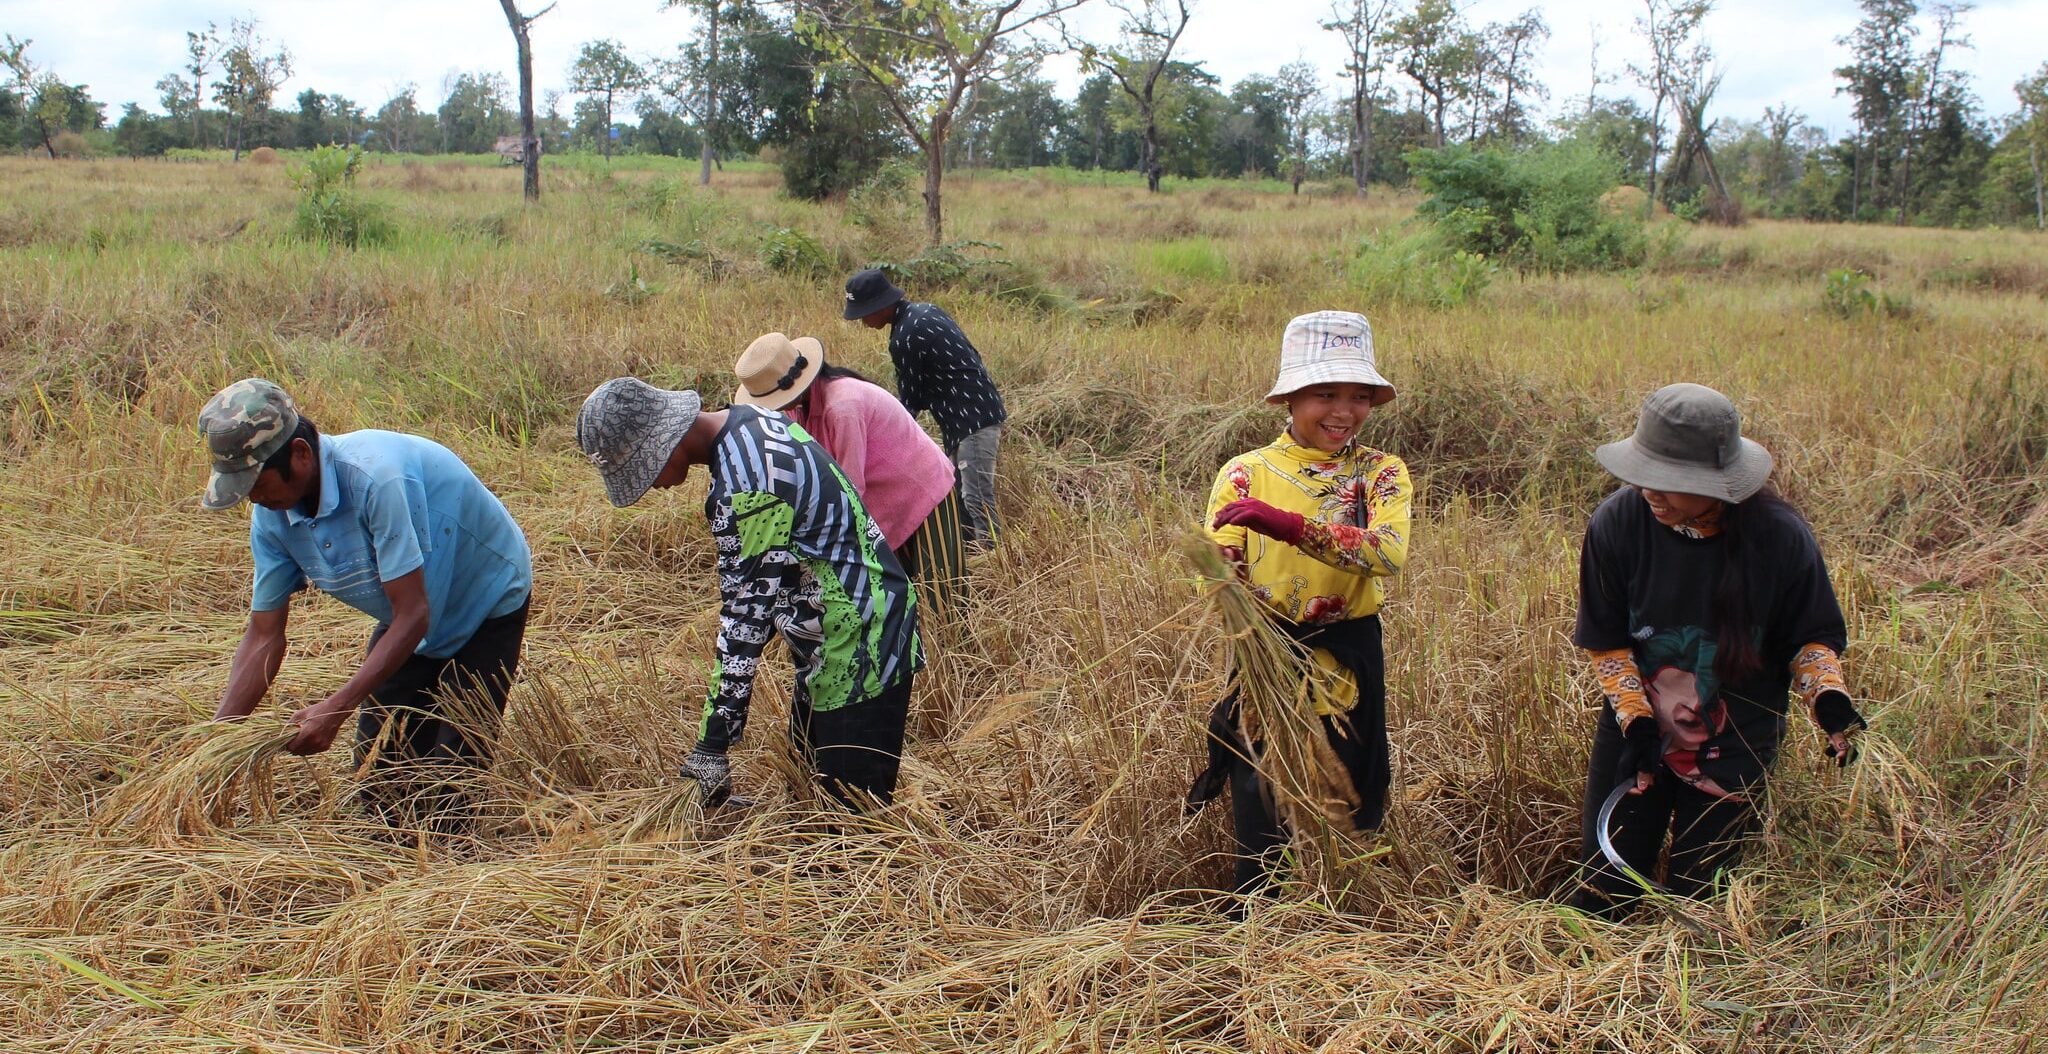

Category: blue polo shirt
[249, 430, 532, 658]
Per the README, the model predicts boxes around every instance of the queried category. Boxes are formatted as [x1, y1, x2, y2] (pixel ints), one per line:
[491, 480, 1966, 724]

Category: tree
[1214, 74, 1284, 177]
[1896, 2, 1971, 224]
[569, 39, 644, 161]
[1662, 70, 1738, 222]
[185, 23, 219, 148]
[1322, 0, 1394, 195]
[1630, 0, 1713, 215]
[1834, 0, 1916, 219]
[1068, 0, 1196, 193]
[499, 0, 556, 202]
[115, 102, 172, 157]
[792, 0, 1084, 244]
[437, 73, 514, 154]
[662, 0, 726, 185]
[2017, 63, 2048, 230]
[213, 18, 292, 161]
[1482, 10, 1547, 145]
[1381, 0, 1479, 149]
[1274, 61, 1322, 193]
[295, 89, 328, 147]
[2, 36, 77, 159]
[374, 85, 430, 153]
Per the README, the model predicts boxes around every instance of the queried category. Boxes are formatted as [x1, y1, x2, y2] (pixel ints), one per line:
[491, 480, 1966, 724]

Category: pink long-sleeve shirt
[787, 376, 955, 550]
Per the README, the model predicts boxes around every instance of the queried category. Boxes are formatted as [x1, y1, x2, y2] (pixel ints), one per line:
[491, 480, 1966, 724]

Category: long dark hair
[1712, 483, 1798, 684]
[791, 363, 879, 452]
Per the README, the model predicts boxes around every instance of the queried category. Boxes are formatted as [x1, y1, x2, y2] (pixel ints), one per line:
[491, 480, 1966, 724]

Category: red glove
[1212, 499, 1306, 545]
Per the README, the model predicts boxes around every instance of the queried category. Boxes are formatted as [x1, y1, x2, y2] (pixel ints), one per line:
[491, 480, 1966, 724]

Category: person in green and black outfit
[575, 377, 921, 808]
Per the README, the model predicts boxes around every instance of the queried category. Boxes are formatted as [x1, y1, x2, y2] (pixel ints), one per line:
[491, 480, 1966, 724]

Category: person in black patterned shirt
[843, 268, 1006, 548]
[576, 378, 921, 810]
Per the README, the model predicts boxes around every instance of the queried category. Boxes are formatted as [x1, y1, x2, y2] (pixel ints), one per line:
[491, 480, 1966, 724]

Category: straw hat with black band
[731, 332, 827, 411]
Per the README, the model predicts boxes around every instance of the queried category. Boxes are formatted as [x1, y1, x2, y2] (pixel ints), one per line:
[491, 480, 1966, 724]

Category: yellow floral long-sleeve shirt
[1206, 434, 1413, 713]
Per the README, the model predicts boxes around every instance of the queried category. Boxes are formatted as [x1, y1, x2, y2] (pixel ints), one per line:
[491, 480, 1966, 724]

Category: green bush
[1347, 227, 1497, 308]
[1408, 141, 1646, 272]
[288, 145, 390, 249]
[845, 162, 918, 231]
[1821, 268, 1913, 319]
[758, 226, 833, 277]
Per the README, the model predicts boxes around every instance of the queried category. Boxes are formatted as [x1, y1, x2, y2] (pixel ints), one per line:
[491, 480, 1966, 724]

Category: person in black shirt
[843, 268, 1007, 549]
[1569, 383, 1866, 915]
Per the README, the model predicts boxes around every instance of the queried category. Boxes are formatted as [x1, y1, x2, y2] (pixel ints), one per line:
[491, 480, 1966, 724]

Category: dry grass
[0, 153, 2044, 1051]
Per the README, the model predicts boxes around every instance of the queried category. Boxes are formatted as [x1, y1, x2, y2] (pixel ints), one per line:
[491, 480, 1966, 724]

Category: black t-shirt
[1574, 486, 1848, 792]
[887, 302, 1007, 448]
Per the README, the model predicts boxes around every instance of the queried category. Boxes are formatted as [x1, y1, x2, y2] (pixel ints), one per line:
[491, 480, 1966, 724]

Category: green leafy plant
[1408, 141, 1646, 272]
[1347, 228, 1497, 308]
[288, 144, 390, 249]
[758, 226, 834, 277]
[1822, 267, 1913, 319]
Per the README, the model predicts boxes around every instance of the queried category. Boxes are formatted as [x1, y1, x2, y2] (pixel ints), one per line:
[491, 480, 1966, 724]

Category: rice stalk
[96, 719, 296, 838]
[1186, 537, 1378, 895]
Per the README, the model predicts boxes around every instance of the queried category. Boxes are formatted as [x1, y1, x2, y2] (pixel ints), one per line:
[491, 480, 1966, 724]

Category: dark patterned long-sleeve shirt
[887, 302, 1007, 449]
[697, 406, 921, 753]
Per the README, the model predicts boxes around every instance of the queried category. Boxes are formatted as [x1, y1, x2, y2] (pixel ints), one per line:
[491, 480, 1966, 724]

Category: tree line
[4, 0, 2044, 235]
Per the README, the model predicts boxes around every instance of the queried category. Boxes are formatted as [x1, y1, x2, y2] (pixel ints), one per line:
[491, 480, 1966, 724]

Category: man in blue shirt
[199, 378, 533, 831]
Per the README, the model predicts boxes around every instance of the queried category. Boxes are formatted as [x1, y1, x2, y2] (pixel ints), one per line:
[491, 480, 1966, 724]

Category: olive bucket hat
[1595, 383, 1773, 502]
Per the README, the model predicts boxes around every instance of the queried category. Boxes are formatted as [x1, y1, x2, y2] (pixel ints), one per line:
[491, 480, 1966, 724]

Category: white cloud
[6, 0, 2040, 130]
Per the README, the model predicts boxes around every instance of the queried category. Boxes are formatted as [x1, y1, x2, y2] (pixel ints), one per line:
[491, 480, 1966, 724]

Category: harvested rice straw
[1187, 539, 1376, 890]
[98, 718, 296, 837]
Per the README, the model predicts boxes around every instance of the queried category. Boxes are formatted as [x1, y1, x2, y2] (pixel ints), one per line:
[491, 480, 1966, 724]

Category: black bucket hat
[843, 267, 905, 320]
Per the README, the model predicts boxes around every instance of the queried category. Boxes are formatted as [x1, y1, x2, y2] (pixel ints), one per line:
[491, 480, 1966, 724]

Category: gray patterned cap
[576, 377, 702, 507]
[198, 378, 300, 510]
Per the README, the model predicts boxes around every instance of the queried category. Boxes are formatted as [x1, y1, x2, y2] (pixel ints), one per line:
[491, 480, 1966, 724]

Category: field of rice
[2, 153, 2045, 1051]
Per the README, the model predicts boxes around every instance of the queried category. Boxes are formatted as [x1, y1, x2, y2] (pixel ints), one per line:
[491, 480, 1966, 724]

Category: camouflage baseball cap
[197, 378, 300, 510]
[576, 377, 702, 507]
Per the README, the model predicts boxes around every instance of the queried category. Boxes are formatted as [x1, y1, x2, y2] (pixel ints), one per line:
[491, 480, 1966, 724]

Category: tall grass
[1, 153, 2044, 1051]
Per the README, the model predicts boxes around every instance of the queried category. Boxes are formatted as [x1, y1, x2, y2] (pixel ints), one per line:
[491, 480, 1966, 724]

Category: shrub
[288, 145, 390, 249]
[758, 226, 833, 277]
[845, 162, 918, 231]
[1821, 268, 1913, 319]
[1347, 227, 1497, 308]
[1408, 141, 1647, 272]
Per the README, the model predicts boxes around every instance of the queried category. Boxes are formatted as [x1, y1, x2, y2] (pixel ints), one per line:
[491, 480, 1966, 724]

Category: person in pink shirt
[733, 332, 965, 612]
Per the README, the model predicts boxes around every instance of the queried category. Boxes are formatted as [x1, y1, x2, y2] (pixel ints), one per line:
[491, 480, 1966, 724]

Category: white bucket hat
[1265, 310, 1395, 405]
[1595, 383, 1774, 502]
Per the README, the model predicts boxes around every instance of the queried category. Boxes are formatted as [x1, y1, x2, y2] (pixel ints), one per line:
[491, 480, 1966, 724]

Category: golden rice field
[1, 152, 2045, 1051]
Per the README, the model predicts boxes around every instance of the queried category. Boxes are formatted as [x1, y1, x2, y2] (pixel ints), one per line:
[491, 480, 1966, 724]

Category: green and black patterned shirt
[698, 405, 920, 752]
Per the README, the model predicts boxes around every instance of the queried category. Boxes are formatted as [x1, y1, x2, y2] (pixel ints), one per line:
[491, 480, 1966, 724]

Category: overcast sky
[4, 0, 2043, 135]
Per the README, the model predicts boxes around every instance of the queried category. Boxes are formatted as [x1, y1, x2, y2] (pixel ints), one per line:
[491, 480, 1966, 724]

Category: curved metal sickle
[1596, 780, 1672, 896]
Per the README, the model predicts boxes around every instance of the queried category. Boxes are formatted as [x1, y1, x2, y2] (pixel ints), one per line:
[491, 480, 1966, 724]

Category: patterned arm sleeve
[1589, 647, 1654, 730]
[1295, 456, 1412, 578]
[698, 488, 803, 753]
[1790, 643, 1854, 730]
